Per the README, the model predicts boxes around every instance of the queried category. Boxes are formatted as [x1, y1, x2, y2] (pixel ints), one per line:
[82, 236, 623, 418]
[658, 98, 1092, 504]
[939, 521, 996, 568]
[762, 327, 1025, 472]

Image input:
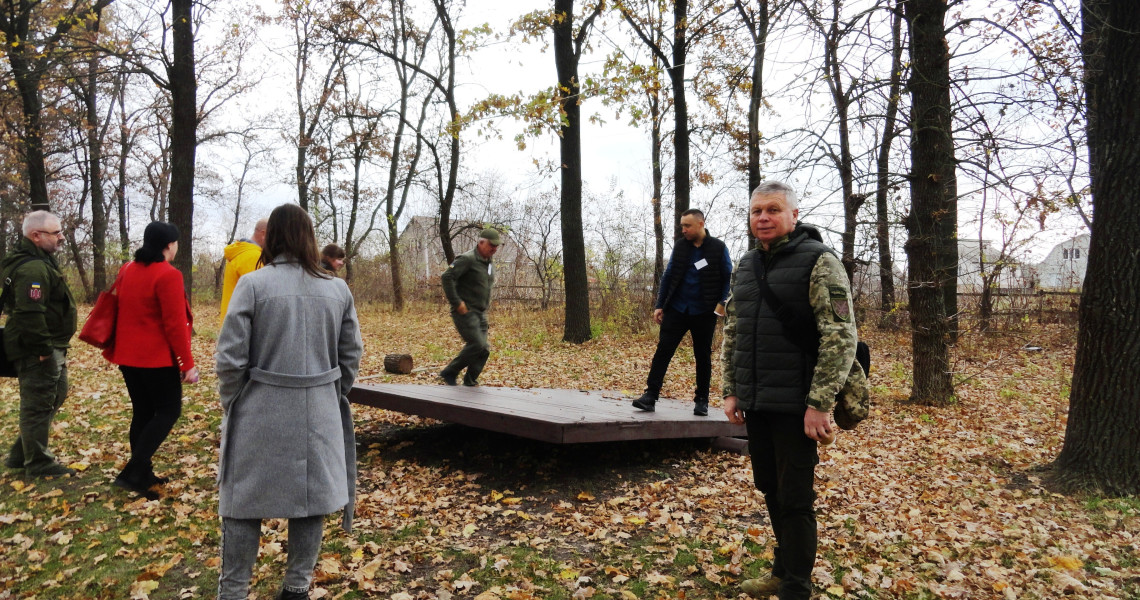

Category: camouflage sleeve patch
[829, 285, 851, 322]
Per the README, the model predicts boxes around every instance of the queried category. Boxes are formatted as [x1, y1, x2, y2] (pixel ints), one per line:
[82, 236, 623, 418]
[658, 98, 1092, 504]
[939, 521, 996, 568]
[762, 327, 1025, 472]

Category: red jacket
[103, 261, 195, 370]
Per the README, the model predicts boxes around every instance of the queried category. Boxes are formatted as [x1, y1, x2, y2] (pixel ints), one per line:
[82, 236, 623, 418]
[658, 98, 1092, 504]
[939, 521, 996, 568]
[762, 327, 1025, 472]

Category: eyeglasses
[35, 229, 64, 237]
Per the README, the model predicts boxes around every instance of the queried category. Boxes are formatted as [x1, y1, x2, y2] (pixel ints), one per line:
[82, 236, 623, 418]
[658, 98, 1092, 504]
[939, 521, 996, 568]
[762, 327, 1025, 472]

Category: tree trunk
[554, 0, 592, 343]
[1052, 0, 1140, 496]
[432, 0, 461, 265]
[736, 0, 768, 250]
[85, 10, 108, 294]
[650, 87, 664, 299]
[384, 353, 414, 374]
[668, 0, 690, 240]
[820, 0, 860, 285]
[876, 2, 903, 326]
[10, 61, 50, 211]
[168, 0, 197, 297]
[902, 0, 956, 405]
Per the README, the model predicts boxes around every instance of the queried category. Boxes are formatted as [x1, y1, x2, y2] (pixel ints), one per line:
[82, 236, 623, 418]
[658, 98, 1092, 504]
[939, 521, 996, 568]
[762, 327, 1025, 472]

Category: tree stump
[383, 353, 414, 374]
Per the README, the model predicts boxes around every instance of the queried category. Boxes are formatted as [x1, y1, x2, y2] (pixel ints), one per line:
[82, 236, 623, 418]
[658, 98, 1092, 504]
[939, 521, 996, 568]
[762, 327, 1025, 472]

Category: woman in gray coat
[215, 204, 363, 600]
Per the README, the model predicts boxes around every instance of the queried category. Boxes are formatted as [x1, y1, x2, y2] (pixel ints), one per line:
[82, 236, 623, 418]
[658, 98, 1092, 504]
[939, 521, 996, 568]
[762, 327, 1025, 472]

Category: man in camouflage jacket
[721, 182, 866, 600]
[439, 228, 501, 386]
[2, 211, 78, 477]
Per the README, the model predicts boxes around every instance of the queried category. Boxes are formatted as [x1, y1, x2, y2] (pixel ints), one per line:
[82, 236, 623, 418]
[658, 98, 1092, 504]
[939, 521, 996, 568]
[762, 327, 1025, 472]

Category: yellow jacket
[220, 240, 262, 322]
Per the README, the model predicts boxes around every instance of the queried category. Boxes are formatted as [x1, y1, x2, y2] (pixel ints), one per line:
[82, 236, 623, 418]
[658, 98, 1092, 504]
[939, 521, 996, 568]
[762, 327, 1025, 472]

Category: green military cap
[479, 228, 503, 246]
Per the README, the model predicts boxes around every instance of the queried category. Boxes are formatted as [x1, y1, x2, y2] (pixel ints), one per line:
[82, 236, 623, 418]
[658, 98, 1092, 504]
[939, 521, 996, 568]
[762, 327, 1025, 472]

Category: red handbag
[79, 266, 125, 350]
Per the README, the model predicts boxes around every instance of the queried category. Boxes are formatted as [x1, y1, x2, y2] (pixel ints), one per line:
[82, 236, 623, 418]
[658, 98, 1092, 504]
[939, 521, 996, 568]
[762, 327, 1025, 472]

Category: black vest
[732, 225, 834, 412]
[659, 233, 727, 314]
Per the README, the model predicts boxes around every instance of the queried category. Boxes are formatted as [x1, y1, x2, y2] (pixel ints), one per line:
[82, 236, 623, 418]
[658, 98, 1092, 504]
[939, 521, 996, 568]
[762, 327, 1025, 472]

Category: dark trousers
[119, 366, 183, 480]
[746, 410, 819, 600]
[645, 308, 717, 399]
[6, 348, 69, 474]
[442, 310, 490, 384]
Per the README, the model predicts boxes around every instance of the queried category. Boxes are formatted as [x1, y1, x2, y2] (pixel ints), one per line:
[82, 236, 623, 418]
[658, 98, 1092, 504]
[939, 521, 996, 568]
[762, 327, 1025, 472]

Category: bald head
[252, 218, 268, 246]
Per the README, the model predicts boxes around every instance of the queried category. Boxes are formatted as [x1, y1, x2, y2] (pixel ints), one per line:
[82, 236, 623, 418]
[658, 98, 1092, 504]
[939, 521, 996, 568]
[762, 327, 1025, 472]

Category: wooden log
[383, 353, 414, 374]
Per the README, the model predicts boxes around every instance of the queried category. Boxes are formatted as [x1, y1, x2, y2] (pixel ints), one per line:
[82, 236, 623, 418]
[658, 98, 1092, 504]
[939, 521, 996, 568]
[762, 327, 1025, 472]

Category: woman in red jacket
[104, 222, 199, 499]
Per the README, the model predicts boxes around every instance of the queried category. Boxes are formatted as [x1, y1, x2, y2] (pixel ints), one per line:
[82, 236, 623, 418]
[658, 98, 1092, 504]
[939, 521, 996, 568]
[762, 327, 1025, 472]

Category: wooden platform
[348, 383, 747, 445]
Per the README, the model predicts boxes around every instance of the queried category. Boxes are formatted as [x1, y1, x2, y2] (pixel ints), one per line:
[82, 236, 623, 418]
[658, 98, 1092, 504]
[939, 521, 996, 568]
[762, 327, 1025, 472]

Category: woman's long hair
[259, 204, 330, 279]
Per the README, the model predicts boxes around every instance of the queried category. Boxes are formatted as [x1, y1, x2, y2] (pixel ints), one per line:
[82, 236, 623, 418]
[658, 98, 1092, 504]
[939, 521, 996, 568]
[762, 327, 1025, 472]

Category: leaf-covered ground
[1, 303, 1136, 600]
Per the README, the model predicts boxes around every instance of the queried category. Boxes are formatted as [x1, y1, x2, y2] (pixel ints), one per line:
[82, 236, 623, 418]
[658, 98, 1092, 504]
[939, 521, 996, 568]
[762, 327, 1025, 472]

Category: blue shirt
[667, 243, 733, 315]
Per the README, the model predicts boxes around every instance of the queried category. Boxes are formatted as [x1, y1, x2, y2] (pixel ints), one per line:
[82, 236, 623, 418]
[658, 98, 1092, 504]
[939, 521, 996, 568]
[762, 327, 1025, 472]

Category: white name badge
[694, 258, 708, 270]
[488, 263, 493, 276]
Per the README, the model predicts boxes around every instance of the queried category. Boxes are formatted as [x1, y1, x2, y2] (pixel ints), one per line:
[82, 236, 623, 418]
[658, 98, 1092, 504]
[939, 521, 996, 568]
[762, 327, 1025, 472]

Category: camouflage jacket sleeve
[720, 265, 739, 398]
[806, 252, 858, 412]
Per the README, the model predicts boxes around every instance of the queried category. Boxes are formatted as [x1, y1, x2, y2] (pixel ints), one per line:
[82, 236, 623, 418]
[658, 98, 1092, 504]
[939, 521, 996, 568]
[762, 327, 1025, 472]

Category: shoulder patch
[829, 285, 850, 321]
[28, 282, 44, 303]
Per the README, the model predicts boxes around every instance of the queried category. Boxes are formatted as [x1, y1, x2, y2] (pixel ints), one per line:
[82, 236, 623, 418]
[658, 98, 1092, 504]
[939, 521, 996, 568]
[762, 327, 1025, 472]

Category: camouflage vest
[731, 230, 833, 413]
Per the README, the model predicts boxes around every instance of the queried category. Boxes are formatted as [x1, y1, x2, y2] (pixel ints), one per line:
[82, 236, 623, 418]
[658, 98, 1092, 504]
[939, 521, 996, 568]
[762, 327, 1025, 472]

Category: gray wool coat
[215, 258, 363, 530]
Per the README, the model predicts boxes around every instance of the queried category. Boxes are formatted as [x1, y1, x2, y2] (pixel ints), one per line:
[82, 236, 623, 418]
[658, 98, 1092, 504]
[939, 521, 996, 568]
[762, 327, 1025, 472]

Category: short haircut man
[2, 211, 78, 477]
[632, 207, 733, 416]
[220, 218, 268, 321]
[722, 181, 866, 599]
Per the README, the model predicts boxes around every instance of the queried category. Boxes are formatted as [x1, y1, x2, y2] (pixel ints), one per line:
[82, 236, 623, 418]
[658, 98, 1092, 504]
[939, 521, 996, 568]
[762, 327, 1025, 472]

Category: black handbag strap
[751, 251, 822, 355]
[1, 256, 46, 319]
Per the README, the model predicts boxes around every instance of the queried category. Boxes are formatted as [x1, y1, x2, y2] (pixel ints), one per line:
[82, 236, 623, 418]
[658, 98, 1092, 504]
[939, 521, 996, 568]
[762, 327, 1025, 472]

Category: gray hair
[21, 210, 59, 237]
[750, 181, 799, 210]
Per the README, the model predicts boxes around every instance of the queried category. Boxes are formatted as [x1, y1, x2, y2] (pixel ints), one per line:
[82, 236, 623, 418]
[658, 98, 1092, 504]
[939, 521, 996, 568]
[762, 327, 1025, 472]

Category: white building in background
[956, 239, 1034, 293]
[1030, 234, 1090, 291]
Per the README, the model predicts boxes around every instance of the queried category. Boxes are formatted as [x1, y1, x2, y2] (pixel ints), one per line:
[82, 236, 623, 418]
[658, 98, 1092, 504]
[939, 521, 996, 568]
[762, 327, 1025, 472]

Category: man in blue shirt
[633, 209, 733, 416]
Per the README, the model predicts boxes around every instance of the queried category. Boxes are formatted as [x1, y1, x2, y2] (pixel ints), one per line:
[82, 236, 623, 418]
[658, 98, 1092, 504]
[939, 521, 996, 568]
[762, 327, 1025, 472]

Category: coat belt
[248, 366, 340, 388]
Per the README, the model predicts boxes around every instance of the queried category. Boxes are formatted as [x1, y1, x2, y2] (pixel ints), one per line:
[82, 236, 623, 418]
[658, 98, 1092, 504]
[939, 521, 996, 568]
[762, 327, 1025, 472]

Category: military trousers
[442, 309, 490, 385]
[6, 348, 69, 474]
[745, 409, 819, 600]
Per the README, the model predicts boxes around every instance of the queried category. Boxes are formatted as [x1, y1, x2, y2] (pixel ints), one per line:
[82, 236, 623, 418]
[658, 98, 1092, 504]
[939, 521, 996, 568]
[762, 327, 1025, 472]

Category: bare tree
[0, 0, 114, 210]
[903, 0, 957, 405]
[1053, 0, 1140, 496]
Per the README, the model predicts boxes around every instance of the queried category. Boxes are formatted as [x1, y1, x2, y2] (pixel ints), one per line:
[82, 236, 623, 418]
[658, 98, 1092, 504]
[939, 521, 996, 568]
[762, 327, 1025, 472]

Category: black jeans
[746, 410, 819, 600]
[119, 366, 183, 479]
[645, 308, 717, 399]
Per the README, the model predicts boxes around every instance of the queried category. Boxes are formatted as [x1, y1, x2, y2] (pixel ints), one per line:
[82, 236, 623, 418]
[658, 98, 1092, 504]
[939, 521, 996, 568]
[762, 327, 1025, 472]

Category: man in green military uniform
[439, 228, 502, 386]
[721, 182, 867, 600]
[2, 211, 78, 477]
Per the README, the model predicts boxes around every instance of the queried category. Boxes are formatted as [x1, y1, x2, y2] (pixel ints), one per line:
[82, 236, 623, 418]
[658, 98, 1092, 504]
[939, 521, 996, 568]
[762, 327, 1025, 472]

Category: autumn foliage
[0, 303, 1136, 599]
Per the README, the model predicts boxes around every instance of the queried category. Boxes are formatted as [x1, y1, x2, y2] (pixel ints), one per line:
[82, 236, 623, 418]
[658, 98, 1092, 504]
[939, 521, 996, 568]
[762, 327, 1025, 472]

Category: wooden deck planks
[348, 383, 747, 444]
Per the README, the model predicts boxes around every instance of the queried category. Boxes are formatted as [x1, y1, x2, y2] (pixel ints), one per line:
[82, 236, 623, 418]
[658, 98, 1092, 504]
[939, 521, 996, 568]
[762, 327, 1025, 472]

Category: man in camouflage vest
[721, 181, 866, 600]
[2, 211, 78, 478]
[439, 228, 501, 386]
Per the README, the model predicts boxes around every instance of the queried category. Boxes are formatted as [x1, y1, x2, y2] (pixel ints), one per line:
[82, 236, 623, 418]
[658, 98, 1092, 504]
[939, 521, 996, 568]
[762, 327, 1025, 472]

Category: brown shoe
[741, 574, 781, 598]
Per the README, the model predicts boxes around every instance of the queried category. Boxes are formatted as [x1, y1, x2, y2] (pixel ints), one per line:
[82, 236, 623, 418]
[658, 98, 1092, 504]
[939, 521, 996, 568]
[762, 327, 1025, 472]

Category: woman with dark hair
[103, 221, 199, 500]
[215, 203, 362, 600]
[320, 243, 345, 273]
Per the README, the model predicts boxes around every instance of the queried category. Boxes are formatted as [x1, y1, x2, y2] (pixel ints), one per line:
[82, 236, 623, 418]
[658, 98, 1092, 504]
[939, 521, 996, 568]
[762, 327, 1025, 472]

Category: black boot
[276, 588, 309, 600]
[693, 398, 709, 417]
[113, 462, 159, 500]
[632, 392, 657, 412]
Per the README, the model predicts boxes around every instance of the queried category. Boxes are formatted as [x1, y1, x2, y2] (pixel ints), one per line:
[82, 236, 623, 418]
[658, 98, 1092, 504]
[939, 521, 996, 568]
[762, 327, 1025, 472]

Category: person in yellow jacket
[220, 219, 267, 322]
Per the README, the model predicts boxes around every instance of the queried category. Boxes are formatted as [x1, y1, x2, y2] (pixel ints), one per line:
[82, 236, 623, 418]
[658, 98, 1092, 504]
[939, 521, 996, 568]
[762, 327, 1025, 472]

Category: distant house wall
[396, 216, 524, 288]
[1030, 234, 1090, 291]
[956, 240, 1033, 293]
